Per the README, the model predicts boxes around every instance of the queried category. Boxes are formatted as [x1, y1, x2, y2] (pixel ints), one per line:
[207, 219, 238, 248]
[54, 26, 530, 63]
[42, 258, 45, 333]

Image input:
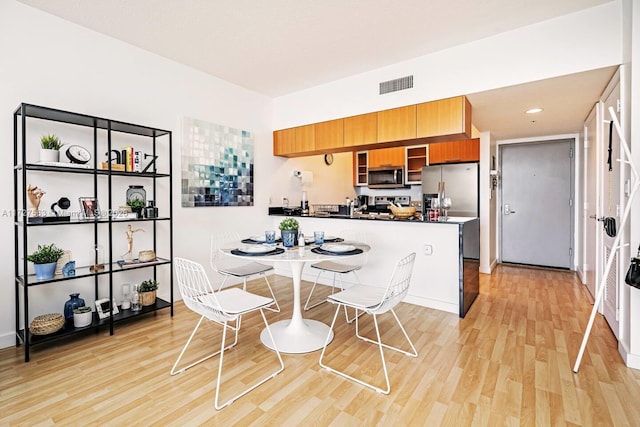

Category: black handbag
[626, 245, 640, 289]
[603, 217, 617, 238]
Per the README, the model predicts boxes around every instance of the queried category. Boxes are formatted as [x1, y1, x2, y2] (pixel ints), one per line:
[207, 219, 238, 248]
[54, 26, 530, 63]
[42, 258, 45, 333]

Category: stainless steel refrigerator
[421, 162, 479, 217]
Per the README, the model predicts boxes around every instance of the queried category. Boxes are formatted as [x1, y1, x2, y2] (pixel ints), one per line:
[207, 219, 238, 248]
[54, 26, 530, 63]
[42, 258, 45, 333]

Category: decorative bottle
[298, 229, 305, 247]
[63, 293, 85, 320]
[131, 285, 142, 312]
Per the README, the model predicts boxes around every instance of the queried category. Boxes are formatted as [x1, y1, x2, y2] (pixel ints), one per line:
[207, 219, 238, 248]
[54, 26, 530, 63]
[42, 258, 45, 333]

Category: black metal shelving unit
[13, 103, 174, 362]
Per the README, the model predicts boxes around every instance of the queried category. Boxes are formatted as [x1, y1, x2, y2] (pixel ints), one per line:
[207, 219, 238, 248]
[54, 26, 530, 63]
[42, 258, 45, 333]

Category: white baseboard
[0, 331, 17, 350]
[618, 340, 640, 370]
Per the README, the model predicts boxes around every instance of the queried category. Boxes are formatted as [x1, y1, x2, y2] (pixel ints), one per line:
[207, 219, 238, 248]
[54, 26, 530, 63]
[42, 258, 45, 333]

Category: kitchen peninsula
[268, 210, 479, 317]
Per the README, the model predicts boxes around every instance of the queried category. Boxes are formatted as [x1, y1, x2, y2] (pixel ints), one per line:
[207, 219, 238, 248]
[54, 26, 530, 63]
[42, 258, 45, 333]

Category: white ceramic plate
[249, 235, 266, 242]
[321, 244, 356, 253]
[238, 246, 272, 254]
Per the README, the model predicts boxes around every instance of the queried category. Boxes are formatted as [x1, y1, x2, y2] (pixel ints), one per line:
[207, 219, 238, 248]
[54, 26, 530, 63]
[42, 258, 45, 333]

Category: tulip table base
[259, 258, 334, 353]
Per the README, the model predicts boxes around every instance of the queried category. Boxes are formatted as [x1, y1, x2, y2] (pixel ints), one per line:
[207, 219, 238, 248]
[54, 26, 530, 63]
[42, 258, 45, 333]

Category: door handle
[504, 204, 516, 215]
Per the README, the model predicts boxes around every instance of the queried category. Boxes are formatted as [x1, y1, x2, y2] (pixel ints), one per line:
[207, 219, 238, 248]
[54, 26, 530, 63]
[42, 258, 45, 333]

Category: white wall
[0, 1, 279, 348]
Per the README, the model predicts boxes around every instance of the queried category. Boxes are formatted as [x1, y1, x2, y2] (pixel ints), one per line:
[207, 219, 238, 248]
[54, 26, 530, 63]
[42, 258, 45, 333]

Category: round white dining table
[222, 240, 369, 354]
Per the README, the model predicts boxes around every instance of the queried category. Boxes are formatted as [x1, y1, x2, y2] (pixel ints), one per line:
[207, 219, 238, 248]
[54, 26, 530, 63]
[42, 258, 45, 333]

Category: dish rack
[312, 204, 345, 216]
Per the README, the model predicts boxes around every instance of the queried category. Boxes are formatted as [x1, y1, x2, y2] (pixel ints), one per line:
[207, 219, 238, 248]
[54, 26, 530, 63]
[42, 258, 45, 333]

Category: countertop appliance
[421, 162, 479, 218]
[368, 167, 405, 189]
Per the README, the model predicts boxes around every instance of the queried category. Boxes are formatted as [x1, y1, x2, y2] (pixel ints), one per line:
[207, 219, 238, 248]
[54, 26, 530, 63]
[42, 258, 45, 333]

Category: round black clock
[65, 145, 91, 164]
[126, 185, 146, 204]
[324, 153, 334, 165]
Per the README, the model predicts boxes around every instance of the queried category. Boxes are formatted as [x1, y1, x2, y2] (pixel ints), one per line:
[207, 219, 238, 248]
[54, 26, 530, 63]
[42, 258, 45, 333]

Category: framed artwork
[79, 197, 100, 219]
[95, 298, 119, 319]
[181, 117, 254, 207]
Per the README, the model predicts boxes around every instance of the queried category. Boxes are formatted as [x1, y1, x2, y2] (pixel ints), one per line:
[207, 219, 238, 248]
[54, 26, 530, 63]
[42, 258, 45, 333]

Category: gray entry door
[500, 140, 573, 268]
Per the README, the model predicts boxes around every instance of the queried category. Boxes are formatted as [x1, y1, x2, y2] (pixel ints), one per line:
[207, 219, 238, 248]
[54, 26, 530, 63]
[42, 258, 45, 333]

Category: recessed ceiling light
[525, 108, 544, 114]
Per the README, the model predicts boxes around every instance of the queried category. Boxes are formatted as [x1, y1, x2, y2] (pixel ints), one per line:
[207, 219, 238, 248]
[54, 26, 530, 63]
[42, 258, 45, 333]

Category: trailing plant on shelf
[138, 279, 159, 292]
[27, 243, 64, 264]
[40, 134, 62, 150]
[127, 199, 145, 218]
[278, 217, 299, 231]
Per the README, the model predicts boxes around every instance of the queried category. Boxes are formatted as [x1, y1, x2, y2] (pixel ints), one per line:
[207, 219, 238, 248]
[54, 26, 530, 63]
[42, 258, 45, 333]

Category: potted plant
[127, 199, 145, 218]
[279, 217, 299, 247]
[40, 134, 62, 162]
[138, 279, 159, 306]
[73, 306, 93, 328]
[27, 243, 64, 280]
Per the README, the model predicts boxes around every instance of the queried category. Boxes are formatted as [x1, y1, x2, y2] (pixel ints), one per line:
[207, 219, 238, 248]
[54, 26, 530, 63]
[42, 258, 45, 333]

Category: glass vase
[63, 293, 85, 320]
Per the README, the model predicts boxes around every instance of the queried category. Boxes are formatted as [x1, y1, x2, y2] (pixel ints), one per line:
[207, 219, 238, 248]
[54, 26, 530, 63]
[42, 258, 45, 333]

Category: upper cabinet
[273, 128, 296, 156]
[417, 96, 471, 139]
[405, 145, 428, 184]
[428, 138, 480, 164]
[368, 147, 405, 168]
[344, 113, 377, 147]
[314, 118, 343, 151]
[273, 95, 472, 157]
[377, 105, 416, 143]
[273, 124, 315, 156]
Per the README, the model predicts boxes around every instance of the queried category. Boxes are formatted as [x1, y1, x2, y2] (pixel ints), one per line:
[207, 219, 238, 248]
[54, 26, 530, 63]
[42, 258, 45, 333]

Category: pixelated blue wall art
[181, 117, 254, 207]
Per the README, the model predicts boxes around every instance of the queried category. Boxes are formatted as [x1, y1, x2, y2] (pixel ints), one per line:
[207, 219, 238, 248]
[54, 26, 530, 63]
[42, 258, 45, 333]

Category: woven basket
[140, 290, 156, 306]
[30, 313, 65, 335]
[389, 205, 417, 219]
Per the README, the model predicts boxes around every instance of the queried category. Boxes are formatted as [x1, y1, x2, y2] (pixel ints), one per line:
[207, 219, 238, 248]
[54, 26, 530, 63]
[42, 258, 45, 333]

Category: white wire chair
[211, 231, 279, 312]
[318, 252, 418, 394]
[304, 230, 367, 323]
[170, 257, 285, 410]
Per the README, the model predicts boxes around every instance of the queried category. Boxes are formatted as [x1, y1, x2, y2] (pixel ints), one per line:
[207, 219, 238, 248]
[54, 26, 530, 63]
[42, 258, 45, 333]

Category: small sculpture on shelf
[121, 224, 145, 261]
[27, 184, 45, 218]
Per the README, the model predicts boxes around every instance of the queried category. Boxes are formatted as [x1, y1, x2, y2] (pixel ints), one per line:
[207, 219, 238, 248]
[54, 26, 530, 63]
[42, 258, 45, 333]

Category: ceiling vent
[379, 75, 413, 95]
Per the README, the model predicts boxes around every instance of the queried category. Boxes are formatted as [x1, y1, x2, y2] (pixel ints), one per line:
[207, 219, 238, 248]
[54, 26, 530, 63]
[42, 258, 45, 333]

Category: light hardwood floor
[2, 265, 640, 426]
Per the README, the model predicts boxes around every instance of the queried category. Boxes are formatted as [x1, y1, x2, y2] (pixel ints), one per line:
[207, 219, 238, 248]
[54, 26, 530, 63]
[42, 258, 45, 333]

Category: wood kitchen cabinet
[353, 151, 368, 186]
[428, 138, 479, 164]
[314, 118, 343, 150]
[344, 112, 377, 147]
[417, 96, 471, 139]
[377, 105, 416, 143]
[368, 146, 405, 168]
[405, 145, 428, 184]
[273, 128, 296, 156]
[273, 125, 316, 156]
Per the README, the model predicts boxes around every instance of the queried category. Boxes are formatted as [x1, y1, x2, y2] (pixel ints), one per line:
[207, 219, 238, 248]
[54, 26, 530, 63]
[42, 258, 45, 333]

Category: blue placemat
[231, 247, 284, 256]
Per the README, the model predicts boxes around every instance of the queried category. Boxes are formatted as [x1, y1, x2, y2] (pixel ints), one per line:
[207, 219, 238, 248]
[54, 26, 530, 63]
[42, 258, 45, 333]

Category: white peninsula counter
[269, 215, 480, 317]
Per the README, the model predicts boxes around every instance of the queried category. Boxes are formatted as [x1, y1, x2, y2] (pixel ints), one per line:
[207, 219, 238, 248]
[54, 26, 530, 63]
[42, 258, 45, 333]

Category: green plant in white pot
[73, 306, 93, 328]
[27, 243, 64, 280]
[278, 217, 299, 247]
[39, 134, 62, 163]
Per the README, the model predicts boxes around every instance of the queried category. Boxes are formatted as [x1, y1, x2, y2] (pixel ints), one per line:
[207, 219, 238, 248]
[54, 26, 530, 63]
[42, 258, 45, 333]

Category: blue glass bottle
[64, 293, 85, 320]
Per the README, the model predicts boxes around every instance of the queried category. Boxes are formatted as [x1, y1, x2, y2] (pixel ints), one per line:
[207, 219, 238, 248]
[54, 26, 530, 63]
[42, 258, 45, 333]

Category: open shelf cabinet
[14, 103, 173, 362]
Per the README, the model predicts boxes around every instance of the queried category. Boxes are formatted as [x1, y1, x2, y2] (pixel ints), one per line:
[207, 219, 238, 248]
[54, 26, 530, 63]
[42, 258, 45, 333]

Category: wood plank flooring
[2, 265, 640, 426]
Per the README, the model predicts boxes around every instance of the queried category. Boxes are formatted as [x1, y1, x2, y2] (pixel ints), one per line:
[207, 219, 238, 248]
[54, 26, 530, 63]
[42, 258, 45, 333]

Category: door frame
[496, 134, 580, 269]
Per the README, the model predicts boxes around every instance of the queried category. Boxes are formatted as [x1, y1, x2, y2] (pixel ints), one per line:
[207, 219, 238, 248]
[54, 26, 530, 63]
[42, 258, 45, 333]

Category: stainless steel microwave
[368, 167, 405, 188]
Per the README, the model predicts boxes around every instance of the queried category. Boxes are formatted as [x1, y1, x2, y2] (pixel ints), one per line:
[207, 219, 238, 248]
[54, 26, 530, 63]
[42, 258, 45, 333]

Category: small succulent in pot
[40, 134, 62, 150]
[27, 243, 64, 264]
[73, 306, 92, 314]
[278, 217, 299, 231]
[138, 279, 159, 292]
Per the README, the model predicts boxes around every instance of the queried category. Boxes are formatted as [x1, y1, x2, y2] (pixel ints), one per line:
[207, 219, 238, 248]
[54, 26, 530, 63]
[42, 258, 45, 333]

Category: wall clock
[324, 153, 334, 165]
[65, 145, 91, 164]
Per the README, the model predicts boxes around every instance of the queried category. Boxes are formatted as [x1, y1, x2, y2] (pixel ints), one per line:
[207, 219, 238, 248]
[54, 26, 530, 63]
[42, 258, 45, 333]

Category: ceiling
[18, 0, 617, 140]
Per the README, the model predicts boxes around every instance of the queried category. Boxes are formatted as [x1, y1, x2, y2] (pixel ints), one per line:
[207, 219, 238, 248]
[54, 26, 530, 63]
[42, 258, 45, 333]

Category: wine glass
[441, 197, 452, 221]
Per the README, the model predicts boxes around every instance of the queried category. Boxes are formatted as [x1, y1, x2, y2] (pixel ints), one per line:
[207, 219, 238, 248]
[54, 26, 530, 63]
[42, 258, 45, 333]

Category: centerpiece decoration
[279, 217, 299, 247]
